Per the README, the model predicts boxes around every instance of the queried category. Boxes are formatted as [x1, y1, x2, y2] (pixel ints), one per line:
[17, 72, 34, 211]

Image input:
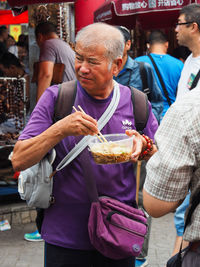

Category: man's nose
[79, 61, 90, 73]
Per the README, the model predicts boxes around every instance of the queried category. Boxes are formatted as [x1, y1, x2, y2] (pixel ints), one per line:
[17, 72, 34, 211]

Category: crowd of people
[0, 2, 200, 267]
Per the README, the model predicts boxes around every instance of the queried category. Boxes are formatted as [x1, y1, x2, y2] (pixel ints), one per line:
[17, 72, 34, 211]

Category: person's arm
[36, 61, 54, 101]
[143, 100, 195, 218]
[145, 63, 163, 123]
[12, 111, 98, 172]
[143, 189, 182, 217]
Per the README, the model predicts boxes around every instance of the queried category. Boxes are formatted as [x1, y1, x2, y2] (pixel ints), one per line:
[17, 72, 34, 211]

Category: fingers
[125, 130, 143, 162]
[60, 111, 98, 137]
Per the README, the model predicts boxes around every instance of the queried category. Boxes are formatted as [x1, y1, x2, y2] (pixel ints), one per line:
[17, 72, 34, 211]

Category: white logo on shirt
[121, 120, 132, 130]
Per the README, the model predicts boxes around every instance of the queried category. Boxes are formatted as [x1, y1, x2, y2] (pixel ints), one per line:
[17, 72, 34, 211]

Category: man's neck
[190, 45, 200, 58]
[46, 33, 59, 40]
[149, 44, 167, 55]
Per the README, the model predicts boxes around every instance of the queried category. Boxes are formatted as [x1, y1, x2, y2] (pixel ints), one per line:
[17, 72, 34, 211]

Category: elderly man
[12, 23, 158, 267]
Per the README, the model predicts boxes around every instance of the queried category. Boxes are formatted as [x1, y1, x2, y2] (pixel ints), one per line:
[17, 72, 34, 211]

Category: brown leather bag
[31, 62, 65, 84]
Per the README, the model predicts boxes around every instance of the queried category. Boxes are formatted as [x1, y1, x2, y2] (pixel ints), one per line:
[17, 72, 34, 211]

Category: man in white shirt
[176, 4, 200, 98]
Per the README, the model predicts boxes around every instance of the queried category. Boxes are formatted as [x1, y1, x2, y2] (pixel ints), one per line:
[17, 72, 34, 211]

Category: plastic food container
[88, 133, 134, 165]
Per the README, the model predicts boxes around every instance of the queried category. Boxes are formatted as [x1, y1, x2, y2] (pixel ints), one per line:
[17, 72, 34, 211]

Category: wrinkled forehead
[75, 41, 107, 57]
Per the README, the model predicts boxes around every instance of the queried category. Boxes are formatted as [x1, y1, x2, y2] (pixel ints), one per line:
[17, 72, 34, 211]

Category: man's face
[122, 40, 131, 59]
[36, 33, 44, 48]
[175, 14, 192, 46]
[75, 42, 120, 98]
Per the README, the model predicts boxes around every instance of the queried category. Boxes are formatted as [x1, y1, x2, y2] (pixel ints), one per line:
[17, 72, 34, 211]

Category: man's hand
[125, 130, 145, 162]
[126, 130, 157, 162]
[56, 111, 99, 137]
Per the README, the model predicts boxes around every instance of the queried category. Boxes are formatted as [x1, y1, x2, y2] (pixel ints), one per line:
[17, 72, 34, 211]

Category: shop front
[0, 0, 75, 199]
[94, 0, 200, 56]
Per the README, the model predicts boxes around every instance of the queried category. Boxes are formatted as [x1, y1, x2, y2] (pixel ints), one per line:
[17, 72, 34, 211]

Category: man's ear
[192, 22, 200, 33]
[113, 57, 123, 77]
[165, 41, 169, 52]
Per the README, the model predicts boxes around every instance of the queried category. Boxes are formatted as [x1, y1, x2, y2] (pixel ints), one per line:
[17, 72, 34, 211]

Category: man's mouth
[79, 75, 92, 81]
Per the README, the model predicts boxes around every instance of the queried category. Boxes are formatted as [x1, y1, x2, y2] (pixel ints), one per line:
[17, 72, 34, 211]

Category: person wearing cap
[114, 26, 163, 125]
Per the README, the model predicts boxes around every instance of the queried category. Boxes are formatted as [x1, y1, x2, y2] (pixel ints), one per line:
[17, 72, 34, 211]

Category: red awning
[94, 0, 200, 29]
[0, 9, 28, 24]
[7, 0, 75, 7]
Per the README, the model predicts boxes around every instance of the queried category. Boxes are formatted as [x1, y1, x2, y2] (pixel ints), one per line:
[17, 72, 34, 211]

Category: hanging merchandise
[56, 4, 67, 42]
[0, 77, 26, 145]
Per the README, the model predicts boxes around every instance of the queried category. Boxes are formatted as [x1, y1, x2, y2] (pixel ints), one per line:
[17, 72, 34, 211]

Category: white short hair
[75, 22, 124, 63]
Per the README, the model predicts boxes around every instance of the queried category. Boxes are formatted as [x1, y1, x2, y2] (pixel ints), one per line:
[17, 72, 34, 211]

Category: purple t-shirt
[19, 81, 158, 250]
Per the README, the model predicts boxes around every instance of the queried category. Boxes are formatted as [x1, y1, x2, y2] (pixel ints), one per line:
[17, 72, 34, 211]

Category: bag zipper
[109, 220, 146, 238]
[107, 210, 147, 227]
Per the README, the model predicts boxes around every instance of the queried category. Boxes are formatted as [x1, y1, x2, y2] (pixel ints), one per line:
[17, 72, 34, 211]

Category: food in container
[88, 134, 134, 164]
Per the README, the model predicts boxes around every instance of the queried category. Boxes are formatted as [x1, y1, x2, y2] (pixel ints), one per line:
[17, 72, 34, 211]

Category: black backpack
[54, 80, 149, 133]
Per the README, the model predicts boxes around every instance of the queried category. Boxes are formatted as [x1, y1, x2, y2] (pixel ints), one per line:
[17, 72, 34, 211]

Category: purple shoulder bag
[80, 149, 148, 260]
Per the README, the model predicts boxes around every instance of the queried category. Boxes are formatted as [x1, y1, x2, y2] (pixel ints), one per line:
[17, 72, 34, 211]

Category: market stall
[0, 77, 27, 195]
[94, 0, 200, 56]
[0, 1, 76, 198]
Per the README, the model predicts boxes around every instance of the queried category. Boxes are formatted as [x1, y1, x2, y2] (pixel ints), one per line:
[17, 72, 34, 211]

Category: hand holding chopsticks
[73, 105, 108, 143]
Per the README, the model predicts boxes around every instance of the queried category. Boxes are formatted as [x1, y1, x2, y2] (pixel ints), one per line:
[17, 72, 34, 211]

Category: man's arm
[143, 189, 182, 217]
[12, 111, 98, 171]
[36, 61, 54, 101]
[145, 63, 163, 123]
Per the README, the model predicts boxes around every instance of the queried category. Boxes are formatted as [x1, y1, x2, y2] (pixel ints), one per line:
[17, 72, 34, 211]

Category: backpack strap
[53, 79, 148, 133]
[148, 54, 171, 106]
[54, 80, 77, 122]
[129, 86, 149, 133]
[138, 61, 151, 101]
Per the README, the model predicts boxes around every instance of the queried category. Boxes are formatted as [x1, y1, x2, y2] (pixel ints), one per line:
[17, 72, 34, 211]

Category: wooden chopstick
[77, 105, 108, 143]
[72, 106, 105, 143]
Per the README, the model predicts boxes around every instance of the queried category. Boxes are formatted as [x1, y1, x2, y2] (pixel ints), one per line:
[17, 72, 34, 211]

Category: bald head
[75, 23, 124, 63]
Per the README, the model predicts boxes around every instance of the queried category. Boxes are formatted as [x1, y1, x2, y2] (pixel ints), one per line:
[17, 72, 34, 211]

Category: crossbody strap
[176, 190, 200, 258]
[184, 190, 200, 232]
[55, 81, 120, 172]
[148, 54, 171, 107]
[190, 69, 200, 90]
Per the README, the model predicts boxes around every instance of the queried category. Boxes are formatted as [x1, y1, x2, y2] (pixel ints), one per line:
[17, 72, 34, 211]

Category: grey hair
[75, 22, 124, 63]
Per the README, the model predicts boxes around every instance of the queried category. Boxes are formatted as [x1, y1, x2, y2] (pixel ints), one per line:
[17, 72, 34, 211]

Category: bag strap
[148, 54, 172, 107]
[139, 61, 148, 92]
[175, 190, 200, 261]
[54, 80, 77, 122]
[184, 190, 200, 232]
[54, 81, 120, 172]
[129, 86, 149, 133]
[139, 61, 152, 101]
[128, 62, 151, 100]
[190, 69, 200, 90]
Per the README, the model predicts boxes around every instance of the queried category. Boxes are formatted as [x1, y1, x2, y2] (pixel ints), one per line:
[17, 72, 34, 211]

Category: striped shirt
[144, 87, 200, 242]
